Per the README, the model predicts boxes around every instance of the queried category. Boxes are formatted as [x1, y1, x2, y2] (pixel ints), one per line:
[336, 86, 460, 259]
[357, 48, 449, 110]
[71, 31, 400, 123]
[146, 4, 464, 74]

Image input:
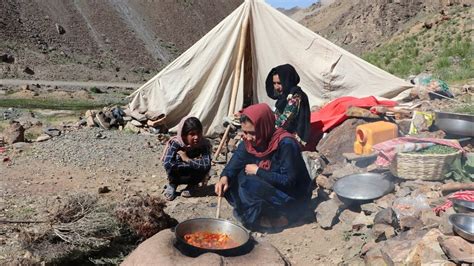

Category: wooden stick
[213, 126, 231, 160]
[213, 12, 250, 161]
[216, 196, 222, 219]
[441, 183, 474, 194]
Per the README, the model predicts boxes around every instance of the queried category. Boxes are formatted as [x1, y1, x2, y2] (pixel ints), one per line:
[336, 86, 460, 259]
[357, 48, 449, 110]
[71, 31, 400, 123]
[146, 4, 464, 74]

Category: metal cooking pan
[333, 173, 395, 205]
[174, 218, 252, 257]
[435, 111, 474, 137]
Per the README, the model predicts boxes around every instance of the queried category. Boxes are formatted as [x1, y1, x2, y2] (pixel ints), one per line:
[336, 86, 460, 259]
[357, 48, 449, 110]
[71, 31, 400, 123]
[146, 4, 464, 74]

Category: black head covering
[265, 64, 310, 143]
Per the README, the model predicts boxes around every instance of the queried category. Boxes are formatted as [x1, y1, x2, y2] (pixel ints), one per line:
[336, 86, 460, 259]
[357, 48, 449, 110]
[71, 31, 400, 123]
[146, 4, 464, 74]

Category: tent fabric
[128, 0, 412, 136]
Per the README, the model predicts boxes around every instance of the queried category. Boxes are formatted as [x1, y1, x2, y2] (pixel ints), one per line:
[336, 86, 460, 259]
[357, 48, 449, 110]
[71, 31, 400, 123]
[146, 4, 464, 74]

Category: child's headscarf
[161, 116, 209, 161]
[241, 103, 295, 170]
[265, 64, 311, 143]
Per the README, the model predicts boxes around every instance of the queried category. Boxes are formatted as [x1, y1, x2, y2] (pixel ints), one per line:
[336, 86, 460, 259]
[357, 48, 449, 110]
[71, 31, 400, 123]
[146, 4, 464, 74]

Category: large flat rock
[121, 229, 287, 266]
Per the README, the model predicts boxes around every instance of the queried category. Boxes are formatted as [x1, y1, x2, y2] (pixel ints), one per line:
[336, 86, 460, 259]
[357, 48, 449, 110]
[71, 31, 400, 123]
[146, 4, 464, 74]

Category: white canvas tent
[128, 0, 412, 135]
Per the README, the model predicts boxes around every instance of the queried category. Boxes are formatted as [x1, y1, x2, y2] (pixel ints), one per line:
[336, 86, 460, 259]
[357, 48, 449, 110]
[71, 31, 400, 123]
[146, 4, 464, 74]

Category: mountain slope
[0, 0, 242, 82]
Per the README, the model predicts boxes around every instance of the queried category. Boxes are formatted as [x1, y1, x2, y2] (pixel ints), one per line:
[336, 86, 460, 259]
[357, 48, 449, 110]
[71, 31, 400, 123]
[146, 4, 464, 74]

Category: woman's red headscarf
[241, 103, 295, 170]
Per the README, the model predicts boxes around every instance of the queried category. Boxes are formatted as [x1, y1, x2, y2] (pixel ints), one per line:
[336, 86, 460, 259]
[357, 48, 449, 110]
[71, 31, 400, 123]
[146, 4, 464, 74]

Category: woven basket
[390, 150, 462, 180]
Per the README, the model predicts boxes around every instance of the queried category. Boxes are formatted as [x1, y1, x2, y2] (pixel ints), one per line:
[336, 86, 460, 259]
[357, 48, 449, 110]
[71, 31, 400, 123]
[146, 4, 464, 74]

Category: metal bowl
[174, 218, 251, 257]
[333, 173, 395, 204]
[435, 111, 474, 137]
[450, 198, 474, 213]
[449, 213, 474, 242]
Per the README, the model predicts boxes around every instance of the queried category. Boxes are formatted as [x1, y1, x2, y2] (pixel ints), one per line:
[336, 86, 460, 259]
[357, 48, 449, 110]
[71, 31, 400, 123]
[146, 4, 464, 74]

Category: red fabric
[433, 190, 474, 215]
[241, 103, 295, 170]
[310, 96, 397, 133]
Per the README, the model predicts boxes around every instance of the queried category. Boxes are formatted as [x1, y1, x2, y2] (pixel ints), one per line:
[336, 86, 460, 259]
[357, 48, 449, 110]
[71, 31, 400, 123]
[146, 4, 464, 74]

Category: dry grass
[115, 193, 178, 240]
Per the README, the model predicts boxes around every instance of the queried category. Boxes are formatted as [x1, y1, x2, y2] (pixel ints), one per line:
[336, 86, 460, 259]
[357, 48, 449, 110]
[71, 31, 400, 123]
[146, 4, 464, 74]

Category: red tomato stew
[183, 231, 240, 249]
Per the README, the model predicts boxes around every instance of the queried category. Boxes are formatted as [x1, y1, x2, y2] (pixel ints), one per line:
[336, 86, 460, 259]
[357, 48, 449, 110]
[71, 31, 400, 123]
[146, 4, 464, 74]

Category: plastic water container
[354, 121, 398, 155]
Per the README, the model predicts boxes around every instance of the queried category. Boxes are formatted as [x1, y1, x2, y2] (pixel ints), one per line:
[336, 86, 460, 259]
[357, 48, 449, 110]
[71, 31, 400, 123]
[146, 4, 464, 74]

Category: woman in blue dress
[215, 103, 312, 231]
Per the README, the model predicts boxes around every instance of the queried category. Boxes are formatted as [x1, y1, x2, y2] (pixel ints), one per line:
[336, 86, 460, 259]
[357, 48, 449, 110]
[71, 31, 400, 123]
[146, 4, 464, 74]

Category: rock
[35, 134, 51, 142]
[55, 23, 66, 34]
[87, 116, 96, 127]
[43, 127, 61, 137]
[438, 208, 455, 235]
[374, 207, 399, 228]
[360, 203, 382, 215]
[131, 120, 143, 127]
[124, 122, 140, 134]
[317, 119, 370, 164]
[343, 152, 378, 168]
[378, 229, 427, 264]
[374, 223, 396, 240]
[123, 116, 132, 122]
[315, 174, 333, 190]
[0, 53, 15, 63]
[399, 215, 423, 230]
[4, 121, 25, 144]
[352, 212, 373, 230]
[23, 66, 35, 75]
[364, 246, 386, 265]
[395, 187, 411, 197]
[420, 209, 441, 227]
[438, 235, 474, 264]
[122, 229, 287, 266]
[130, 110, 147, 122]
[98, 186, 111, 194]
[405, 229, 453, 265]
[302, 151, 325, 180]
[374, 193, 396, 209]
[315, 198, 344, 229]
[338, 209, 359, 225]
[145, 111, 165, 121]
[330, 163, 363, 180]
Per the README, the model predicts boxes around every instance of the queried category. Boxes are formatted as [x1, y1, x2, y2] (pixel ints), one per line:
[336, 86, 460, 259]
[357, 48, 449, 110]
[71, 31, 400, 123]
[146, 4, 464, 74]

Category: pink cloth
[373, 137, 464, 167]
[433, 190, 474, 215]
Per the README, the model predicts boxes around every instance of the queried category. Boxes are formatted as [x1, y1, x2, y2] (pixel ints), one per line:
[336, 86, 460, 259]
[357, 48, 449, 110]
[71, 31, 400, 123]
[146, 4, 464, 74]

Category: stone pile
[83, 106, 168, 135]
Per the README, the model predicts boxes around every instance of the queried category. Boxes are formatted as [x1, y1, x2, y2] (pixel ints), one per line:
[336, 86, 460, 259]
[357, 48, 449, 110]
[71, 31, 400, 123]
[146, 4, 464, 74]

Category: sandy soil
[0, 126, 363, 265]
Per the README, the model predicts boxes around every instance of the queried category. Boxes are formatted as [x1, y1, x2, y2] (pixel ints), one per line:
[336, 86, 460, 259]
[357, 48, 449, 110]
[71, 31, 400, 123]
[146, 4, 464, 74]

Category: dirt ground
[0, 124, 365, 265]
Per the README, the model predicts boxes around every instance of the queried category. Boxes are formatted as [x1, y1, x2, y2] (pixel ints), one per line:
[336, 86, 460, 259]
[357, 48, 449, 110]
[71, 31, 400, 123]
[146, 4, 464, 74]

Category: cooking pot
[174, 218, 252, 257]
[435, 111, 474, 137]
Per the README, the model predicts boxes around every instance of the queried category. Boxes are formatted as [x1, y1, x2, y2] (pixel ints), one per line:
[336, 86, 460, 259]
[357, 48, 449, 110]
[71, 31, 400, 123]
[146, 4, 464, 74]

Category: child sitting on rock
[161, 116, 211, 201]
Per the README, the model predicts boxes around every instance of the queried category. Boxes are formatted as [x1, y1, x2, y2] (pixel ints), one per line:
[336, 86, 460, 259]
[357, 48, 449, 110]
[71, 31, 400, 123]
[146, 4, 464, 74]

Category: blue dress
[221, 137, 312, 230]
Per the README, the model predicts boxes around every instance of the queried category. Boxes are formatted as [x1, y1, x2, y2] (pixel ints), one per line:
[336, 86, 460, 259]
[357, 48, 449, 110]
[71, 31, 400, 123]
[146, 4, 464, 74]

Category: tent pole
[213, 10, 250, 161]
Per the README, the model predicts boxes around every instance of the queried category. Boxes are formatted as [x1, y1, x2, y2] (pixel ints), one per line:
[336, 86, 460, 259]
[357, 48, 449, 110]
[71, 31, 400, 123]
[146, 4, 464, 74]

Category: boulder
[316, 118, 370, 164]
[35, 134, 51, 142]
[315, 174, 333, 190]
[374, 207, 399, 228]
[352, 212, 374, 230]
[315, 198, 344, 229]
[438, 235, 474, 264]
[404, 229, 453, 265]
[4, 121, 25, 144]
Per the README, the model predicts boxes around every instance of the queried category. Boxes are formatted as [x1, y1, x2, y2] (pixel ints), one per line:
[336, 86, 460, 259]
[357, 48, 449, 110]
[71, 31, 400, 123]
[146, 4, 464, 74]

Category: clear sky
[265, 0, 317, 9]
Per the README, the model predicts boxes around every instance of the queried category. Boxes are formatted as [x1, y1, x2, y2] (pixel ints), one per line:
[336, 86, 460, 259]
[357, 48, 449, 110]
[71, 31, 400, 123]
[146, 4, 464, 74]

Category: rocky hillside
[297, 0, 470, 55]
[0, 0, 242, 82]
[291, 0, 472, 81]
